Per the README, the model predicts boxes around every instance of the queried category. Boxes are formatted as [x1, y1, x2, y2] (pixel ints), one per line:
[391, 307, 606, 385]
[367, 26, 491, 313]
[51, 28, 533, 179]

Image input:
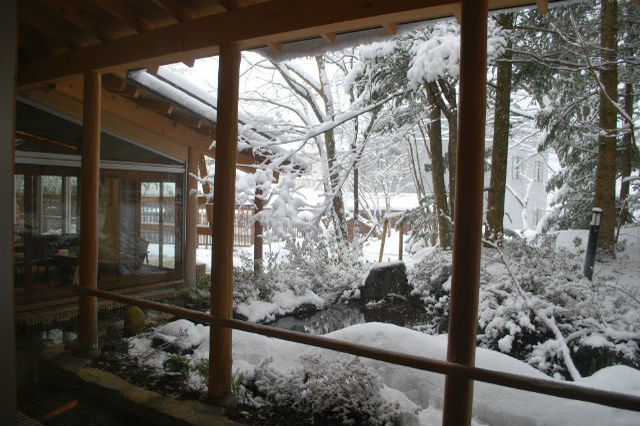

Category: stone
[124, 306, 146, 336]
[359, 262, 409, 302]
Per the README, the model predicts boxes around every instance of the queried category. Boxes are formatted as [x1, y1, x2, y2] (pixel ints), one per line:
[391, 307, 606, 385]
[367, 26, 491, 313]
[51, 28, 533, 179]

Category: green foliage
[231, 369, 249, 400]
[163, 354, 191, 379]
[194, 358, 209, 382]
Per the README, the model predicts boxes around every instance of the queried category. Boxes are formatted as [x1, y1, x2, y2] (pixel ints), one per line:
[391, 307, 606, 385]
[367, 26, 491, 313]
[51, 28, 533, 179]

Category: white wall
[503, 147, 548, 230]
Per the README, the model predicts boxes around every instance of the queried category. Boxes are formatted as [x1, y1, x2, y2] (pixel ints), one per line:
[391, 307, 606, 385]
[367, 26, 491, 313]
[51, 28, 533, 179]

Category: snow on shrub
[234, 236, 366, 323]
[252, 354, 412, 425]
[406, 233, 640, 379]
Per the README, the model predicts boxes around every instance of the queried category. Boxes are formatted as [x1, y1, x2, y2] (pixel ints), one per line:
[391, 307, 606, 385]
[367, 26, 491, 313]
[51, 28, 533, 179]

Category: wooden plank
[209, 42, 241, 399]
[22, 88, 189, 161]
[18, 23, 69, 57]
[77, 71, 101, 351]
[19, 2, 97, 50]
[89, 0, 156, 32]
[443, 0, 488, 424]
[40, 0, 120, 41]
[138, 97, 175, 115]
[151, 0, 200, 21]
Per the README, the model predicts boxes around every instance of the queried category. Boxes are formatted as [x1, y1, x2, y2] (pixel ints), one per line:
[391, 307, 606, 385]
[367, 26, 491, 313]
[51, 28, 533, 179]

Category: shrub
[252, 355, 406, 425]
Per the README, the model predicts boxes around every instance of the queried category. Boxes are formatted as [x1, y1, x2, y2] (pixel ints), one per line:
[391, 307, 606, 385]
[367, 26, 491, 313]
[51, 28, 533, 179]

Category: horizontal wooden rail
[73, 286, 640, 412]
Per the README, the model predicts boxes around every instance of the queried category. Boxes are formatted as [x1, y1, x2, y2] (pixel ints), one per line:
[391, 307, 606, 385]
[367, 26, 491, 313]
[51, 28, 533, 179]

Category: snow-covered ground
[130, 320, 640, 426]
[148, 226, 640, 424]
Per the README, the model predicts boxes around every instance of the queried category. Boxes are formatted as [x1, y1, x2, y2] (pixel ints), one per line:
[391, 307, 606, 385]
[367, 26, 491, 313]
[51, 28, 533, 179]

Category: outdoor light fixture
[583, 207, 602, 280]
[590, 207, 602, 227]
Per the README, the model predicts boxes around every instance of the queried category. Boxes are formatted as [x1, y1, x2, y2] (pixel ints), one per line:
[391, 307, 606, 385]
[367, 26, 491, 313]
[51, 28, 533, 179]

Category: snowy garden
[113, 225, 640, 425]
[93, 1, 640, 424]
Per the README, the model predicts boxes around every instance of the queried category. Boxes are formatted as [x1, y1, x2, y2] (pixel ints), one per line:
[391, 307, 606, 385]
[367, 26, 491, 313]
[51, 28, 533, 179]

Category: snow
[130, 321, 640, 426]
[236, 289, 325, 323]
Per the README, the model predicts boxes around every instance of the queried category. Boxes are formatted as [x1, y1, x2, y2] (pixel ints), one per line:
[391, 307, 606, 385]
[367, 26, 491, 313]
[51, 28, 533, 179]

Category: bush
[252, 355, 406, 425]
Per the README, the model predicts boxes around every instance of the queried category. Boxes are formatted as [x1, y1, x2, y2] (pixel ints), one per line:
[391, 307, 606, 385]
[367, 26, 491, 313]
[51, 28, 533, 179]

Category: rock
[124, 306, 146, 336]
[360, 262, 409, 302]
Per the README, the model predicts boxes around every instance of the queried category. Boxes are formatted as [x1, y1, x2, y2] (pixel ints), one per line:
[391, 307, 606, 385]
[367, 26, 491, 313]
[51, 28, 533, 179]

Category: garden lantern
[583, 207, 602, 280]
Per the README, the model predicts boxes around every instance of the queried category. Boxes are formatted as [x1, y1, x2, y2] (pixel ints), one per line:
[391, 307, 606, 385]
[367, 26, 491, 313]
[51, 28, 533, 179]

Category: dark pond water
[15, 311, 163, 426]
[270, 295, 438, 335]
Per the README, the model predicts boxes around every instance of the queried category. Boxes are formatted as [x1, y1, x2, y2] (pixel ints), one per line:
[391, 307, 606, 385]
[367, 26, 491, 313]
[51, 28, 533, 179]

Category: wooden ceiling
[17, 0, 254, 83]
[15, 0, 555, 166]
[16, 0, 557, 90]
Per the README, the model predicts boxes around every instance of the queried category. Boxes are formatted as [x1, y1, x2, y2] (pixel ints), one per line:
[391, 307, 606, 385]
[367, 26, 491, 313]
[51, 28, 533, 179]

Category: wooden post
[378, 218, 388, 263]
[398, 222, 404, 261]
[254, 188, 264, 275]
[185, 147, 199, 286]
[77, 70, 101, 351]
[209, 42, 241, 399]
[0, 0, 17, 422]
[442, 1, 488, 425]
[198, 155, 214, 230]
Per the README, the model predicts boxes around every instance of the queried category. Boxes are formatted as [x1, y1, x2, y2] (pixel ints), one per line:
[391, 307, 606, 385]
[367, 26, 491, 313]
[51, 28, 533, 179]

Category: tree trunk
[618, 83, 633, 228]
[437, 79, 458, 217]
[426, 83, 451, 249]
[594, 0, 618, 254]
[324, 128, 348, 241]
[485, 13, 514, 243]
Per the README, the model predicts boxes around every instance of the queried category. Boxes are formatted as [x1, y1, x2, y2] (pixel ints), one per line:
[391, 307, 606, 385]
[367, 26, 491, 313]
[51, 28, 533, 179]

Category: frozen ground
[130, 320, 640, 426]
[142, 226, 640, 424]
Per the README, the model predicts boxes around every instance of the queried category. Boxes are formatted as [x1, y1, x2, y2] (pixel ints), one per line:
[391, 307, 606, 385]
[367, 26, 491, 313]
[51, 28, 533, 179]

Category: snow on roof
[252, 1, 576, 62]
[128, 68, 280, 156]
[253, 20, 432, 63]
[128, 69, 218, 125]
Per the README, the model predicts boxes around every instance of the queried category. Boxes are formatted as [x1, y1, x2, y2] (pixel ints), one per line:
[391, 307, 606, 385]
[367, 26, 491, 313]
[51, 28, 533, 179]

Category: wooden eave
[17, 0, 561, 90]
[15, 0, 559, 171]
[20, 71, 260, 171]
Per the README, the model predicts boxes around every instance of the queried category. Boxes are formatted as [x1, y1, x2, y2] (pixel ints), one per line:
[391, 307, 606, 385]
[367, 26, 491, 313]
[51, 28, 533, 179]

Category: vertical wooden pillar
[398, 223, 403, 261]
[0, 1, 17, 423]
[209, 42, 241, 399]
[185, 148, 199, 286]
[254, 188, 263, 275]
[442, 1, 488, 425]
[78, 71, 101, 350]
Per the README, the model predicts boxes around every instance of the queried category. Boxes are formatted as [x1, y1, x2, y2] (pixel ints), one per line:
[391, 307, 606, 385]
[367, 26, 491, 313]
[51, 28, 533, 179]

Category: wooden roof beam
[267, 42, 282, 53]
[321, 32, 337, 44]
[52, 78, 259, 168]
[102, 73, 127, 91]
[382, 23, 398, 35]
[18, 0, 475, 88]
[18, 25, 69, 57]
[40, 0, 120, 41]
[138, 98, 175, 115]
[151, 0, 200, 22]
[19, 4, 96, 50]
[89, 0, 156, 33]
[536, 0, 549, 14]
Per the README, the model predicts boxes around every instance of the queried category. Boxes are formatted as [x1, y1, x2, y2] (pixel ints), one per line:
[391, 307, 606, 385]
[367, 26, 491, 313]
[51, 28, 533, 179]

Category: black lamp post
[583, 207, 602, 280]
